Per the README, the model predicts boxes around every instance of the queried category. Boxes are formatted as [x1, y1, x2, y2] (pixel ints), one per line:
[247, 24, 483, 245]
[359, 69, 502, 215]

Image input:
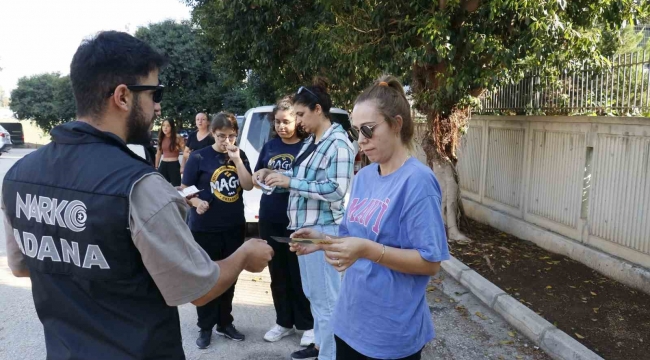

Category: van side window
[246, 112, 273, 152]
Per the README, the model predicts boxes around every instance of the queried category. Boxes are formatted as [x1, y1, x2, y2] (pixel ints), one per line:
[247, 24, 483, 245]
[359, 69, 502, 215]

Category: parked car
[0, 125, 14, 155]
[238, 105, 363, 229]
[0, 122, 24, 146]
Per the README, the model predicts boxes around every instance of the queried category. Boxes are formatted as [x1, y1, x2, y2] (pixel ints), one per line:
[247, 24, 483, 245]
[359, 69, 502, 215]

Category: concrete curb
[442, 256, 604, 360]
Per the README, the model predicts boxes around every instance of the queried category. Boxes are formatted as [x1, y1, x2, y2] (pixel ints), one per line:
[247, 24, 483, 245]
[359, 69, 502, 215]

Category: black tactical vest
[2, 121, 185, 360]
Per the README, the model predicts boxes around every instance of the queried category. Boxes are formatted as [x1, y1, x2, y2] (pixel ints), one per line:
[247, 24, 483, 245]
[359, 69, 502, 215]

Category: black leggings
[192, 226, 245, 330]
[259, 221, 313, 330]
[158, 160, 181, 186]
[335, 335, 422, 360]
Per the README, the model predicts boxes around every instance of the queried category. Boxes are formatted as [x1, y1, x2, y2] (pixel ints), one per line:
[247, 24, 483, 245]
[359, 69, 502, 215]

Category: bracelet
[374, 244, 386, 263]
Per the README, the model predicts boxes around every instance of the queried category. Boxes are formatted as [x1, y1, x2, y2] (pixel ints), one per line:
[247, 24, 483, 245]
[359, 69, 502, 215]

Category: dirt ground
[449, 219, 650, 360]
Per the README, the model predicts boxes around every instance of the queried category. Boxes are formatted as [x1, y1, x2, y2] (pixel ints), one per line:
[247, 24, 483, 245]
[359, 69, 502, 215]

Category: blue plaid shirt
[282, 123, 355, 230]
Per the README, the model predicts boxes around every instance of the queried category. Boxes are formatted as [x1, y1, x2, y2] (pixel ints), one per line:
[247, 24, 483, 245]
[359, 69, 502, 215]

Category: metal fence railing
[479, 51, 650, 116]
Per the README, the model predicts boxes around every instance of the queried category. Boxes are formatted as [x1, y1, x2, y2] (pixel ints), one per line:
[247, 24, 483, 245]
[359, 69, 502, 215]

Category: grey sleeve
[129, 173, 220, 306]
[2, 200, 28, 273]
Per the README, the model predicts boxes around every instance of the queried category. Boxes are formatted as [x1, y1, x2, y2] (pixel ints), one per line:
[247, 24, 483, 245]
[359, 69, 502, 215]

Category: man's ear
[110, 84, 130, 112]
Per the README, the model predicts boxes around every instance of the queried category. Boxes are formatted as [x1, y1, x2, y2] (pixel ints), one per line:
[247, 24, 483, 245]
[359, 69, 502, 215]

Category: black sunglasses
[353, 121, 384, 140]
[296, 86, 318, 99]
[107, 84, 165, 103]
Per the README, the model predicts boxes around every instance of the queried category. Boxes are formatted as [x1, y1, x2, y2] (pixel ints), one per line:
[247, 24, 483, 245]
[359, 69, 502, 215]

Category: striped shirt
[284, 123, 355, 230]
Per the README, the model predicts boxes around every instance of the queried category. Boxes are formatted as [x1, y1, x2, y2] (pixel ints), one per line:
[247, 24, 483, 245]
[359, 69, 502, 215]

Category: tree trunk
[412, 63, 471, 242]
[431, 160, 471, 242]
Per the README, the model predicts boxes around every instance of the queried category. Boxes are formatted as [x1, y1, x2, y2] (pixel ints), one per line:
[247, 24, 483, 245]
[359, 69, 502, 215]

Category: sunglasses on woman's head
[107, 84, 165, 103]
[296, 86, 318, 99]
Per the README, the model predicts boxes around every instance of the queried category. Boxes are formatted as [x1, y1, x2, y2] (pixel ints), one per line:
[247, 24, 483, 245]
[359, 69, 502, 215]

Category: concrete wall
[414, 115, 650, 294]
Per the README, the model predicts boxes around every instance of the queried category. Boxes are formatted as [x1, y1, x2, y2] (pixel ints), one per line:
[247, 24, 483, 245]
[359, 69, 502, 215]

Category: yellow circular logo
[268, 153, 295, 171]
[210, 165, 241, 203]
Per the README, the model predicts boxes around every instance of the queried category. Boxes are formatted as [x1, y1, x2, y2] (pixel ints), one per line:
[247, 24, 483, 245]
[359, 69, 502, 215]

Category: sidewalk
[0, 261, 549, 360]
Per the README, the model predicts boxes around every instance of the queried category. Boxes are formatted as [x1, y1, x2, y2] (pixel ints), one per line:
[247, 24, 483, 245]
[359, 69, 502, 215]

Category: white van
[238, 105, 363, 229]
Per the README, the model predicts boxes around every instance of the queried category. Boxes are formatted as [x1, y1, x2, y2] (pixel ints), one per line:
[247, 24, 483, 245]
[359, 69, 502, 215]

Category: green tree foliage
[135, 20, 228, 128]
[187, 0, 647, 160]
[9, 73, 75, 132]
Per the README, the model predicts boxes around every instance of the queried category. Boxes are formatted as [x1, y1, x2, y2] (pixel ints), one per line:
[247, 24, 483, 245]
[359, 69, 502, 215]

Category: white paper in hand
[178, 186, 201, 198]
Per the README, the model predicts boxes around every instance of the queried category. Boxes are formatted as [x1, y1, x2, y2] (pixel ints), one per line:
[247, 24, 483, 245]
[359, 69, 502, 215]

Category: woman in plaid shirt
[264, 77, 355, 360]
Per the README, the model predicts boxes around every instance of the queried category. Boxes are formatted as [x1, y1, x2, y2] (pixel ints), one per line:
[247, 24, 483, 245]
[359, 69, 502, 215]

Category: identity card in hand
[178, 186, 201, 198]
[271, 236, 333, 245]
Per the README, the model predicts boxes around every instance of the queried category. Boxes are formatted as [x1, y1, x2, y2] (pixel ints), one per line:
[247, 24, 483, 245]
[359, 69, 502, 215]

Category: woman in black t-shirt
[253, 97, 313, 346]
[181, 112, 253, 349]
[182, 112, 215, 173]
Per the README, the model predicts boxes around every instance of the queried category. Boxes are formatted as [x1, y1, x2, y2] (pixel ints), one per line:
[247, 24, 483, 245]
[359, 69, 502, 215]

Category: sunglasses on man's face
[107, 84, 165, 103]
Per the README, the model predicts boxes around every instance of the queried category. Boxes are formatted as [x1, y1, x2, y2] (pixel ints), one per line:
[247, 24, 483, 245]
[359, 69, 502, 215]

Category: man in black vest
[2, 31, 273, 360]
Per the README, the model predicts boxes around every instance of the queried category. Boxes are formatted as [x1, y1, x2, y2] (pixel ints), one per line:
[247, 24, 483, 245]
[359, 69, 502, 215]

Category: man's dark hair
[70, 31, 167, 118]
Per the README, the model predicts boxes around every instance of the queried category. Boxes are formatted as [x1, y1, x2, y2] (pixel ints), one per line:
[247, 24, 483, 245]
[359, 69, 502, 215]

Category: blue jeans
[297, 224, 341, 360]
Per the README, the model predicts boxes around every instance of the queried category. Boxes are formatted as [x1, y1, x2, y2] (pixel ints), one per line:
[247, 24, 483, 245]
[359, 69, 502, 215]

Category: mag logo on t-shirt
[268, 153, 295, 171]
[210, 165, 241, 202]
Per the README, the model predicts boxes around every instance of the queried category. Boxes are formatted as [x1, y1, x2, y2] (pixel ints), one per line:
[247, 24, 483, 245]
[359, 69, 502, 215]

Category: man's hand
[240, 239, 274, 272]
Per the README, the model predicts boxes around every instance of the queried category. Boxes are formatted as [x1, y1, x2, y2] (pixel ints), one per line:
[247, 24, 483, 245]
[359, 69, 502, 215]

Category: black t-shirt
[182, 146, 251, 232]
[254, 137, 305, 223]
[186, 131, 215, 152]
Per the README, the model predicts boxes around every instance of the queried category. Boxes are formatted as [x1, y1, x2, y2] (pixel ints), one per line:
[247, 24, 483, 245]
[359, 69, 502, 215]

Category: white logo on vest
[16, 193, 87, 232]
[13, 193, 109, 269]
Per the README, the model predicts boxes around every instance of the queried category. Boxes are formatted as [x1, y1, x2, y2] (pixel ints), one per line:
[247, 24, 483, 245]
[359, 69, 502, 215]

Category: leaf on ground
[499, 233, 508, 237]
[475, 311, 489, 320]
[593, 307, 600, 313]
[547, 261, 561, 265]
[569, 285, 577, 289]
[508, 331, 516, 337]
[484, 255, 496, 273]
[500, 340, 514, 345]
[575, 333, 585, 339]
[426, 286, 436, 292]
[434, 298, 442, 303]
[539, 256, 551, 260]
[515, 356, 524, 360]
[590, 291, 597, 296]
[546, 285, 553, 289]
[544, 267, 552, 271]
[498, 246, 512, 253]
[432, 278, 444, 284]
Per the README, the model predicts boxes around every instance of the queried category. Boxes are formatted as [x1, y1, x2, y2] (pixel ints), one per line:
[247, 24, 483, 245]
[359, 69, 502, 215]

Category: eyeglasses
[107, 84, 165, 103]
[274, 120, 295, 126]
[296, 86, 317, 99]
[216, 134, 237, 141]
[354, 121, 384, 140]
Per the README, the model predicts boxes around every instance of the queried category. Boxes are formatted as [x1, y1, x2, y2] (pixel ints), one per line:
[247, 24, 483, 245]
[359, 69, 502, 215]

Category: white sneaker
[300, 329, 314, 347]
[264, 324, 295, 342]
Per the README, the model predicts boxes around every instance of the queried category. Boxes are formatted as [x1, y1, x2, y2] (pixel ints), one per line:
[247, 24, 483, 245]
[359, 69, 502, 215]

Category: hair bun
[376, 75, 407, 98]
[312, 76, 330, 93]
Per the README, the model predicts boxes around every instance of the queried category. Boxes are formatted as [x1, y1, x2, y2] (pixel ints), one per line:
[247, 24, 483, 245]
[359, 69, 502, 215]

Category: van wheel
[246, 223, 259, 238]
